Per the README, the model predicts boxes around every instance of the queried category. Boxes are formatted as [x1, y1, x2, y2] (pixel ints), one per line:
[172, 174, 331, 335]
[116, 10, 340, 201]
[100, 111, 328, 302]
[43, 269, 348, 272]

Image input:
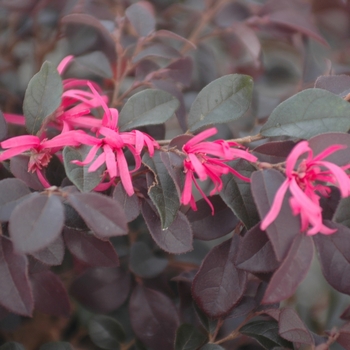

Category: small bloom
[180, 127, 257, 213]
[261, 141, 350, 235]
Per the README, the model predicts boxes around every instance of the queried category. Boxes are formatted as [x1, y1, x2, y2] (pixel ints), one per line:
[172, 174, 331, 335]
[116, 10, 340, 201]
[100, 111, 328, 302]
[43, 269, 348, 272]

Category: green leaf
[143, 150, 180, 229]
[219, 159, 259, 229]
[188, 74, 253, 132]
[74, 51, 113, 78]
[119, 89, 179, 131]
[23, 61, 62, 135]
[175, 324, 207, 350]
[194, 304, 217, 335]
[63, 145, 105, 192]
[88, 315, 126, 350]
[261, 88, 350, 139]
[240, 321, 293, 349]
[333, 197, 350, 228]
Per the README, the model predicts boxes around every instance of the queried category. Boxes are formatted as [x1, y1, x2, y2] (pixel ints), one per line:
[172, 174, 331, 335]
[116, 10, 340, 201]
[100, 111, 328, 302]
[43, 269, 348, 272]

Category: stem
[230, 133, 265, 144]
[181, 0, 230, 54]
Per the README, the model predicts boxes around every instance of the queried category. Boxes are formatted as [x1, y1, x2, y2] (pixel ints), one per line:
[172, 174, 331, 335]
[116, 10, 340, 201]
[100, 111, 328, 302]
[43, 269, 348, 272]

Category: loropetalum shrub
[3, 1, 350, 350]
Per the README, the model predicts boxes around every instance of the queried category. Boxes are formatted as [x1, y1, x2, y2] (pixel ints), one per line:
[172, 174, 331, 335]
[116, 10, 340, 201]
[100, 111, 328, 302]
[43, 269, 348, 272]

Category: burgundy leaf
[278, 308, 314, 345]
[251, 169, 300, 261]
[63, 227, 119, 267]
[141, 200, 193, 254]
[70, 266, 131, 313]
[165, 56, 193, 87]
[226, 296, 257, 319]
[125, 1, 155, 37]
[268, 10, 328, 46]
[10, 156, 44, 191]
[129, 285, 180, 350]
[67, 192, 128, 239]
[112, 183, 140, 222]
[30, 270, 71, 317]
[337, 322, 350, 349]
[233, 23, 261, 62]
[308, 132, 350, 166]
[186, 195, 238, 241]
[192, 236, 247, 318]
[9, 194, 64, 254]
[0, 178, 31, 221]
[341, 306, 350, 320]
[252, 140, 295, 164]
[132, 43, 181, 63]
[0, 236, 33, 316]
[155, 30, 196, 51]
[262, 234, 314, 304]
[31, 235, 65, 266]
[315, 75, 350, 98]
[236, 224, 280, 273]
[313, 221, 350, 294]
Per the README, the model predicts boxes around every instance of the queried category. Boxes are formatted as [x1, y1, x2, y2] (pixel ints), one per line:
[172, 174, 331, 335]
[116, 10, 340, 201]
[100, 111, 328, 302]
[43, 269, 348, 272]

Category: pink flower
[261, 141, 350, 235]
[181, 127, 257, 213]
[0, 131, 83, 187]
[72, 83, 159, 195]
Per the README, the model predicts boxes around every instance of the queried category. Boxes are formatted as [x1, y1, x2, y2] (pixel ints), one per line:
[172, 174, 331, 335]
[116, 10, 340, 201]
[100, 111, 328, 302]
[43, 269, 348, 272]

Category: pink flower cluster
[261, 141, 350, 235]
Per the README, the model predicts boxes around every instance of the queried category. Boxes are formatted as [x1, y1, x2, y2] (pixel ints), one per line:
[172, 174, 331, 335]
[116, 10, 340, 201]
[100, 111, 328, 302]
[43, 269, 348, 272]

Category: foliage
[1, 0, 350, 349]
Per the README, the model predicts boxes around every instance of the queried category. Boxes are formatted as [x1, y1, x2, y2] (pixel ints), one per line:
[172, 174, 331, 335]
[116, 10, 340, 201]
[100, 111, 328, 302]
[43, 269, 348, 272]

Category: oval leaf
[63, 227, 119, 267]
[175, 323, 207, 350]
[278, 308, 314, 345]
[141, 200, 193, 254]
[119, 89, 179, 131]
[63, 145, 105, 193]
[67, 192, 128, 239]
[9, 194, 64, 254]
[262, 234, 314, 304]
[129, 241, 168, 278]
[112, 183, 140, 222]
[129, 285, 180, 350]
[88, 315, 126, 350]
[251, 169, 300, 261]
[143, 151, 180, 229]
[125, 1, 155, 37]
[23, 61, 63, 135]
[31, 235, 65, 266]
[313, 221, 350, 294]
[70, 266, 131, 313]
[0, 178, 31, 221]
[192, 236, 247, 318]
[0, 236, 33, 316]
[261, 88, 350, 139]
[30, 270, 71, 317]
[73, 51, 112, 78]
[188, 74, 253, 132]
[0, 111, 8, 141]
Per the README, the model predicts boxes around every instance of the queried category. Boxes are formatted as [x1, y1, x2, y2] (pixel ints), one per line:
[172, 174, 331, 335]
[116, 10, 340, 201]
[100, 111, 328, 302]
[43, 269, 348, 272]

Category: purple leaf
[141, 200, 193, 254]
[308, 132, 350, 166]
[313, 221, 350, 294]
[315, 75, 350, 98]
[0, 236, 33, 316]
[165, 57, 194, 87]
[0, 178, 31, 221]
[10, 156, 44, 191]
[236, 223, 279, 273]
[262, 234, 314, 304]
[70, 266, 131, 313]
[278, 308, 314, 345]
[192, 236, 247, 318]
[251, 169, 300, 261]
[9, 194, 64, 254]
[226, 296, 257, 319]
[186, 195, 238, 241]
[341, 306, 350, 320]
[112, 183, 140, 222]
[31, 235, 65, 266]
[252, 140, 295, 164]
[30, 270, 71, 317]
[125, 1, 155, 37]
[67, 192, 128, 239]
[132, 43, 181, 64]
[63, 227, 119, 267]
[129, 285, 180, 350]
[0, 111, 8, 141]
